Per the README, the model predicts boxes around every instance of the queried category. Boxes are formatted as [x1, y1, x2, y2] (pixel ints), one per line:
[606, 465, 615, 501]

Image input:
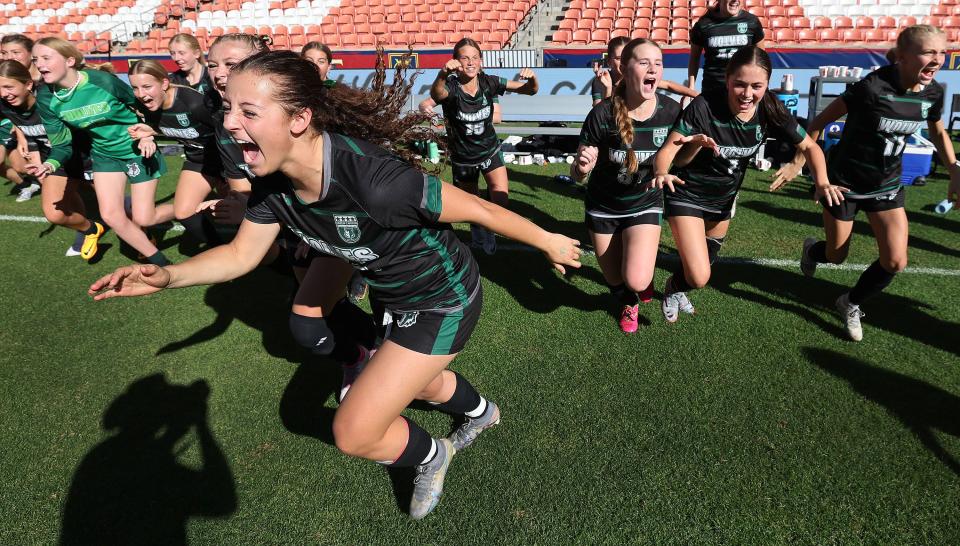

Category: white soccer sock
[420, 438, 438, 465]
[465, 396, 487, 418]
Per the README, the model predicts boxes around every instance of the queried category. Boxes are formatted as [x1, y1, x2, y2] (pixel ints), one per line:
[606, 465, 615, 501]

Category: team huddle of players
[1, 0, 957, 520]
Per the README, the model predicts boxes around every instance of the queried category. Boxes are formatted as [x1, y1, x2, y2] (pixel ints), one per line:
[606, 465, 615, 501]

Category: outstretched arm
[438, 183, 581, 273]
[659, 79, 699, 99]
[505, 68, 539, 95]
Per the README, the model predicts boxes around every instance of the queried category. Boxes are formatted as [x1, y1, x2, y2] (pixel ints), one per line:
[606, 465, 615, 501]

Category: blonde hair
[129, 59, 170, 83]
[896, 25, 945, 53]
[209, 33, 271, 54]
[169, 33, 202, 55]
[610, 38, 661, 175]
[35, 37, 115, 73]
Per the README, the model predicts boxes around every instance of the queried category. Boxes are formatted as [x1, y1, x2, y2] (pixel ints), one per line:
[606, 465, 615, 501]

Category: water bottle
[427, 142, 439, 164]
[934, 199, 954, 214]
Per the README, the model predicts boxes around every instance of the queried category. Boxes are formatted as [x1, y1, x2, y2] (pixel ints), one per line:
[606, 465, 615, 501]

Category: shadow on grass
[738, 200, 960, 259]
[710, 263, 960, 357]
[804, 347, 960, 476]
[156, 266, 300, 361]
[60, 373, 236, 544]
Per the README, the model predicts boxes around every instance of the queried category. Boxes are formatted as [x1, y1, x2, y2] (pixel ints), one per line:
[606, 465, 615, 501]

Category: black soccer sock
[145, 251, 170, 266]
[431, 372, 486, 417]
[706, 236, 725, 265]
[82, 221, 100, 235]
[849, 260, 896, 305]
[609, 283, 639, 306]
[180, 213, 223, 246]
[671, 264, 694, 292]
[808, 240, 829, 263]
[386, 417, 437, 467]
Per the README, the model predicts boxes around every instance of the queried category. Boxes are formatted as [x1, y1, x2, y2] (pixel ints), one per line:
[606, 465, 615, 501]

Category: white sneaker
[16, 183, 40, 202]
[661, 275, 695, 323]
[835, 293, 864, 342]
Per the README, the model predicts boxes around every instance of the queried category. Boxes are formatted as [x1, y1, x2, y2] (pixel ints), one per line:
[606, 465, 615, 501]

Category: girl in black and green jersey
[652, 45, 835, 323]
[127, 59, 228, 247]
[591, 36, 698, 107]
[90, 50, 582, 520]
[574, 38, 681, 334]
[30, 37, 174, 266]
[430, 37, 539, 254]
[167, 33, 221, 111]
[0, 60, 103, 259]
[773, 25, 956, 342]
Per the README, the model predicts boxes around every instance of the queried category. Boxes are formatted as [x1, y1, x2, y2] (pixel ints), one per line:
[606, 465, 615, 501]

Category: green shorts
[91, 151, 167, 184]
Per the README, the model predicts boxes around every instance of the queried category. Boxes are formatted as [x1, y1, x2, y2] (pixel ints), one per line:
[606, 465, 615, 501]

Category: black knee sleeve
[706, 236, 725, 265]
[289, 313, 336, 356]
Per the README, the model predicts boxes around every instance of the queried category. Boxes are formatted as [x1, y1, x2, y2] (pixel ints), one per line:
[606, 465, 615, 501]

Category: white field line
[3, 214, 959, 276]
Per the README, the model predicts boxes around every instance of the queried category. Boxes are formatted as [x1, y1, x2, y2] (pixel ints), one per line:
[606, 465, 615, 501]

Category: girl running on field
[574, 39, 681, 333]
[167, 33, 220, 109]
[430, 38, 538, 254]
[772, 25, 957, 342]
[652, 45, 836, 323]
[0, 59, 103, 258]
[90, 50, 582, 520]
[30, 37, 174, 265]
[127, 59, 233, 247]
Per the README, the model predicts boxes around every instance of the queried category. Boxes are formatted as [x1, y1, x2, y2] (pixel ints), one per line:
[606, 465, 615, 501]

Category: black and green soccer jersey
[830, 64, 944, 199]
[579, 96, 680, 216]
[245, 132, 480, 313]
[168, 66, 221, 110]
[141, 86, 219, 165]
[590, 76, 610, 102]
[0, 97, 92, 161]
[0, 118, 12, 147]
[671, 94, 806, 212]
[35, 69, 143, 170]
[439, 72, 507, 164]
[691, 10, 764, 92]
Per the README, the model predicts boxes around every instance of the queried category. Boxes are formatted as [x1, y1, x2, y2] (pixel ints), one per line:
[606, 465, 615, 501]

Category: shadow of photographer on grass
[59, 373, 236, 545]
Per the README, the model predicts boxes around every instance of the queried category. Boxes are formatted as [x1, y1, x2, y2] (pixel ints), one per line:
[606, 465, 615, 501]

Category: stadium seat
[631, 27, 650, 39]
[854, 16, 874, 28]
[833, 16, 853, 29]
[921, 15, 942, 27]
[797, 28, 817, 42]
[673, 17, 690, 29]
[841, 28, 863, 42]
[767, 6, 786, 17]
[818, 28, 839, 42]
[790, 16, 810, 29]
[944, 16, 960, 28]
[652, 17, 668, 29]
[863, 28, 887, 43]
[670, 28, 689, 43]
[897, 16, 917, 27]
[786, 6, 804, 16]
[770, 16, 789, 28]
[775, 28, 795, 42]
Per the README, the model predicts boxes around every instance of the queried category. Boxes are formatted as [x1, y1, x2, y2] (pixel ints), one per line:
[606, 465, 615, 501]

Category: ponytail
[611, 81, 638, 174]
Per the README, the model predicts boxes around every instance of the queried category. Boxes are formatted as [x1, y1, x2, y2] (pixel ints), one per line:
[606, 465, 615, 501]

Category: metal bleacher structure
[0, 0, 956, 55]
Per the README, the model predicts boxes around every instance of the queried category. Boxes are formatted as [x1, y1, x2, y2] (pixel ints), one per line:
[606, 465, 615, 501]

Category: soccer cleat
[80, 222, 104, 261]
[15, 183, 40, 202]
[338, 346, 375, 402]
[409, 438, 455, 520]
[618, 304, 640, 333]
[347, 272, 368, 304]
[638, 281, 654, 303]
[800, 237, 817, 278]
[835, 293, 865, 342]
[480, 226, 497, 255]
[661, 275, 695, 323]
[448, 400, 500, 452]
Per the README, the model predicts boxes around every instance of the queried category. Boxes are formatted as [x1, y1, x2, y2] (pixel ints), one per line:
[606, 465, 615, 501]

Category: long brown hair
[610, 38, 661, 175]
[231, 48, 442, 172]
[0, 59, 34, 85]
[129, 59, 170, 83]
[35, 37, 116, 74]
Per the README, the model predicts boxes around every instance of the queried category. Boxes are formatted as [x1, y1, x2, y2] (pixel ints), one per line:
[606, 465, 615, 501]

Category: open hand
[89, 264, 171, 301]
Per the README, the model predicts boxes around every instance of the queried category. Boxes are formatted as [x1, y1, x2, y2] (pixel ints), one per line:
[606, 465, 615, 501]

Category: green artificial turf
[0, 155, 958, 544]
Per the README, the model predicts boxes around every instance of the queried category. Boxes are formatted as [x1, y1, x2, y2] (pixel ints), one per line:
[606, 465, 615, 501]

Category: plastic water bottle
[934, 199, 954, 214]
[427, 142, 439, 164]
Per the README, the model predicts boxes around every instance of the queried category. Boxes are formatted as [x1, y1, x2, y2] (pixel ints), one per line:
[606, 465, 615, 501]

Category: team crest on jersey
[653, 127, 668, 147]
[756, 125, 763, 140]
[126, 162, 141, 177]
[176, 113, 190, 127]
[334, 214, 361, 243]
[737, 22, 747, 33]
[397, 311, 419, 328]
[921, 101, 931, 118]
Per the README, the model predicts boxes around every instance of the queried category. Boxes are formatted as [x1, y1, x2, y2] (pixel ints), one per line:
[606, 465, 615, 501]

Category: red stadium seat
[652, 17, 668, 29]
[634, 17, 651, 30]
[854, 16, 874, 29]
[944, 16, 960, 28]
[770, 16, 789, 28]
[786, 6, 804, 17]
[617, 7, 634, 17]
[767, 6, 786, 17]
[692, 7, 707, 17]
[650, 28, 669, 41]
[775, 28, 795, 42]
[797, 28, 817, 42]
[763, 0, 781, 6]
[812, 16, 831, 29]
[790, 16, 809, 29]
[552, 29, 571, 43]
[592, 29, 610, 43]
[863, 29, 888, 43]
[922, 15, 942, 27]
[600, 7, 616, 18]
[670, 28, 689, 43]
[674, 7, 690, 18]
[615, 18, 632, 30]
[932, 5, 949, 16]
[631, 27, 650, 39]
[653, 7, 670, 17]
[841, 29, 863, 43]
[898, 16, 917, 27]
[875, 16, 895, 28]
[833, 16, 852, 29]
[748, 7, 764, 17]
[611, 28, 629, 38]
[572, 29, 591, 43]
[673, 17, 690, 29]
[818, 28, 839, 42]
[596, 17, 614, 30]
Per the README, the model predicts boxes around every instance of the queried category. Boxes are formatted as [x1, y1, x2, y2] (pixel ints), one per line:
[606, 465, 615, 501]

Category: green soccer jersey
[35, 69, 142, 170]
